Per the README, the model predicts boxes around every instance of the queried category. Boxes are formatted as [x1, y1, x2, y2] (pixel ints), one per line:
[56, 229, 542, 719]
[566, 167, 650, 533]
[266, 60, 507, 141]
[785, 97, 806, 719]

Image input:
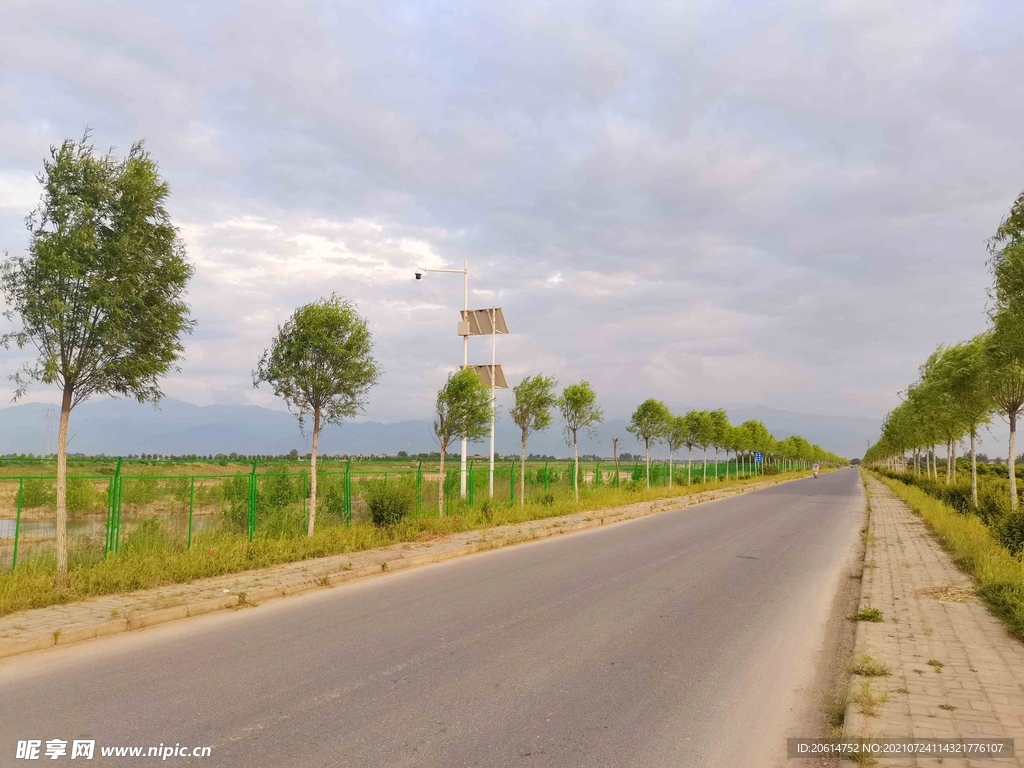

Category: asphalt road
[1, 469, 864, 768]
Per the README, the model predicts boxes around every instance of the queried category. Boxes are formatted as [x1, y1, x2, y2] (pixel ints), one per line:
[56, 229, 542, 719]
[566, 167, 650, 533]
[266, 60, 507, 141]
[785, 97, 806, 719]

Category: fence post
[543, 461, 549, 491]
[113, 457, 124, 554]
[509, 460, 515, 504]
[248, 460, 258, 541]
[595, 461, 601, 487]
[344, 458, 352, 525]
[468, 460, 475, 508]
[416, 460, 423, 512]
[105, 458, 119, 555]
[12, 478, 23, 569]
[187, 477, 195, 549]
[302, 473, 308, 534]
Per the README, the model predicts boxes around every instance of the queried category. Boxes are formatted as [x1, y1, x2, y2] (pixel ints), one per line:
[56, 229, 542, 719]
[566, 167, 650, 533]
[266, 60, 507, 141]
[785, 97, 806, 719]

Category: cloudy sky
[1, 0, 1022, 443]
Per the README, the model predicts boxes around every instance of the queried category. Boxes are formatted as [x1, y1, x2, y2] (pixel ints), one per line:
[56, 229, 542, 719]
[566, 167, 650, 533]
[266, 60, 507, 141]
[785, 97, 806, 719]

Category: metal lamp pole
[489, 307, 496, 497]
[415, 259, 470, 498]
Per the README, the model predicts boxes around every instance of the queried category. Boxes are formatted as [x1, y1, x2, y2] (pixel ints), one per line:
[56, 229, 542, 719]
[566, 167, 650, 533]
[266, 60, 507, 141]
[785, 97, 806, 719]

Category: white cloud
[0, 0, 1019, 437]
[0, 172, 39, 211]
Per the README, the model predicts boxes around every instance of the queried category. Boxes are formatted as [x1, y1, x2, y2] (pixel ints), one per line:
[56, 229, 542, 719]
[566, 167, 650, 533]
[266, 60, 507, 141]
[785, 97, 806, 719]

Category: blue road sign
[754, 451, 763, 464]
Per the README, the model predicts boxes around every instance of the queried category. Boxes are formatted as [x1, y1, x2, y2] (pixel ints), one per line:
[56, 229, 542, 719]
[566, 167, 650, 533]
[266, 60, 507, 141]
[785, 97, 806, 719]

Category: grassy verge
[0, 471, 807, 617]
[871, 471, 1024, 641]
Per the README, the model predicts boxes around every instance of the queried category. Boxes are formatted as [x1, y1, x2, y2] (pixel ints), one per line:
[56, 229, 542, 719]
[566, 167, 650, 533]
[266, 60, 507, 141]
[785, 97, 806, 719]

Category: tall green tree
[254, 296, 381, 536]
[1, 135, 194, 583]
[740, 420, 773, 475]
[988, 191, 1024, 508]
[558, 381, 603, 503]
[708, 408, 731, 480]
[509, 374, 558, 506]
[682, 410, 703, 485]
[433, 368, 491, 515]
[665, 414, 688, 488]
[692, 410, 716, 482]
[627, 398, 672, 488]
[933, 339, 992, 507]
[985, 338, 1024, 510]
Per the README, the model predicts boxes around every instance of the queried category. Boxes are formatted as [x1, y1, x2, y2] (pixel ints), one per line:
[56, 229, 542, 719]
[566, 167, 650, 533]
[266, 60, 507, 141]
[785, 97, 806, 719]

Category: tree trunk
[307, 408, 320, 537]
[520, 429, 527, 507]
[971, 430, 978, 510]
[1009, 412, 1018, 512]
[645, 441, 651, 489]
[438, 439, 447, 516]
[951, 440, 957, 483]
[573, 430, 579, 504]
[687, 446, 692, 485]
[55, 386, 72, 585]
[613, 438, 619, 487]
[703, 447, 707, 482]
[669, 447, 673, 488]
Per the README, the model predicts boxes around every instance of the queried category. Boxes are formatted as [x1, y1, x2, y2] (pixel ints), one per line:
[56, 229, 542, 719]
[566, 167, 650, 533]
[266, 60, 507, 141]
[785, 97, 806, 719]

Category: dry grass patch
[849, 654, 892, 677]
[852, 680, 888, 716]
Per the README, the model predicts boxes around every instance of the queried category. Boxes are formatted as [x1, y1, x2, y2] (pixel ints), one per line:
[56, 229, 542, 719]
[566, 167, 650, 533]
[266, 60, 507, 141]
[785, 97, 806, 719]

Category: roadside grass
[0, 471, 807, 617]
[852, 680, 888, 716]
[823, 691, 850, 733]
[849, 654, 891, 677]
[850, 605, 884, 622]
[873, 473, 1024, 641]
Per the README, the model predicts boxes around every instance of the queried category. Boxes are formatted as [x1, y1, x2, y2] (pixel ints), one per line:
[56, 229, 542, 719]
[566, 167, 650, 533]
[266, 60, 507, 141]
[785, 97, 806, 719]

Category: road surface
[1, 469, 863, 767]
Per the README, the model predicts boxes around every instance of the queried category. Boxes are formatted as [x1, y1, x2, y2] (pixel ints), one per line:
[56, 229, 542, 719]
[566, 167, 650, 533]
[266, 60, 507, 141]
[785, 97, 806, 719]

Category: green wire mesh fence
[0, 455, 809, 569]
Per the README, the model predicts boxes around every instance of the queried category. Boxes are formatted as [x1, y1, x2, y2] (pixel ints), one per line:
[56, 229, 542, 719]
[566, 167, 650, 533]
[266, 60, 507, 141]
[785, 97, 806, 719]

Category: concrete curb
[0, 474, 809, 662]
[840, 475, 873, 765]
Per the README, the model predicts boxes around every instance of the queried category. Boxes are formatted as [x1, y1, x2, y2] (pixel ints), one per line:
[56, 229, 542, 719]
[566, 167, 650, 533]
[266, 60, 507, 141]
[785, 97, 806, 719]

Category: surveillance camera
[414, 269, 423, 280]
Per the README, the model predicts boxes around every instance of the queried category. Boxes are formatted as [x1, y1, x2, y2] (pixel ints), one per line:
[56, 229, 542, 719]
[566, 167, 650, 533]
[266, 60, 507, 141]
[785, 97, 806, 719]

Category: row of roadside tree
[864, 189, 1024, 512]
[1, 133, 842, 586]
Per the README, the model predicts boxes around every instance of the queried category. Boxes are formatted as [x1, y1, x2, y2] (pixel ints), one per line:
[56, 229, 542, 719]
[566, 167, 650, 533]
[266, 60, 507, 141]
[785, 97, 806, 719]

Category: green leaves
[253, 295, 381, 431]
[510, 374, 558, 439]
[0, 134, 195, 406]
[557, 381, 604, 443]
[434, 367, 492, 447]
[627, 398, 672, 448]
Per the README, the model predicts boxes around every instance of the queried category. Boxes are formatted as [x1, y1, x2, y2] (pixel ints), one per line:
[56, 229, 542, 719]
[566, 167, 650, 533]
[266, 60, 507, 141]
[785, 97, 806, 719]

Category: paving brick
[841, 476, 1024, 768]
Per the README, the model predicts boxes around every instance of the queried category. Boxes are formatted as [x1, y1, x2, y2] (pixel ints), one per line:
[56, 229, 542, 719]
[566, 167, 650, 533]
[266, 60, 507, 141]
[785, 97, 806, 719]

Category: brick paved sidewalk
[842, 476, 1024, 767]
[0, 476, 793, 661]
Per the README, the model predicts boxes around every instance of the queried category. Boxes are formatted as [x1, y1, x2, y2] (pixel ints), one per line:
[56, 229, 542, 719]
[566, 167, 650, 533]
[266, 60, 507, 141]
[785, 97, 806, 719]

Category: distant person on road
[812, 463, 820, 478]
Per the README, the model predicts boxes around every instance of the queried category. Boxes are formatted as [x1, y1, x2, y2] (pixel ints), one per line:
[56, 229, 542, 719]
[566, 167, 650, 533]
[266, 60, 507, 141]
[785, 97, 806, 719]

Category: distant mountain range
[0, 399, 879, 460]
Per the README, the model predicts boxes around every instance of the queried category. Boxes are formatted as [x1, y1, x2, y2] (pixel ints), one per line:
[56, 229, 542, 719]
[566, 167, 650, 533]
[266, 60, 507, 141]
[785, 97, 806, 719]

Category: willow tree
[433, 368, 491, 515]
[665, 414, 688, 488]
[708, 408, 731, 480]
[988, 190, 1024, 509]
[680, 411, 702, 485]
[254, 296, 381, 536]
[0, 135, 194, 584]
[509, 374, 557, 506]
[933, 338, 992, 507]
[558, 381, 603, 503]
[692, 410, 716, 482]
[627, 398, 671, 488]
[986, 332, 1024, 510]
